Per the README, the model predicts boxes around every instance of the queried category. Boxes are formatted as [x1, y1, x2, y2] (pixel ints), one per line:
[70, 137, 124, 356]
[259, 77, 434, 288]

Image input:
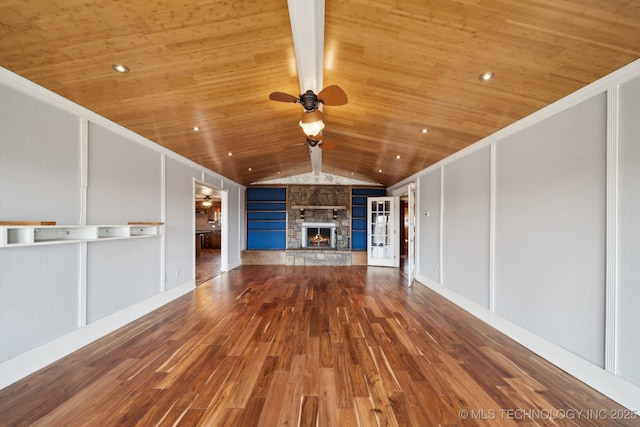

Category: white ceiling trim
[287, 0, 324, 93]
[287, 0, 325, 176]
[252, 171, 381, 186]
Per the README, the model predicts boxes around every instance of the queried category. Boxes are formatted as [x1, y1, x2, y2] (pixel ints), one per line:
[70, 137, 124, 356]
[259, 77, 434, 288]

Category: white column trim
[489, 142, 497, 312]
[287, 0, 325, 175]
[605, 85, 620, 373]
[79, 117, 89, 327]
[439, 167, 445, 285]
[160, 154, 166, 293]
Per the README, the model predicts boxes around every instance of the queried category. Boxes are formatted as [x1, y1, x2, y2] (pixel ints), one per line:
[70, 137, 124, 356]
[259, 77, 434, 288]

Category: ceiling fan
[269, 85, 348, 111]
[269, 85, 348, 137]
[306, 135, 337, 150]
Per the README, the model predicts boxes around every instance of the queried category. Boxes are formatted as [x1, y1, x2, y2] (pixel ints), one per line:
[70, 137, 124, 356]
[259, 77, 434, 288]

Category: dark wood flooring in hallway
[196, 248, 221, 285]
[0, 265, 637, 426]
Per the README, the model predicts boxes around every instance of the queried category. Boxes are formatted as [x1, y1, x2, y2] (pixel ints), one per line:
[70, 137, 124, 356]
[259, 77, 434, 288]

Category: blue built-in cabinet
[351, 187, 387, 250]
[246, 187, 287, 249]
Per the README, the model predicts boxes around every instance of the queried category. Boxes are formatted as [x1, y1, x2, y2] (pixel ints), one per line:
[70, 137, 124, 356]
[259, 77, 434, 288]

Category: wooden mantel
[291, 205, 347, 210]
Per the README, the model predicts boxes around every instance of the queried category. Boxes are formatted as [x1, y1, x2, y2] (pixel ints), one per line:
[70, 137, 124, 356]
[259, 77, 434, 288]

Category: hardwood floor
[0, 265, 637, 426]
[196, 248, 221, 285]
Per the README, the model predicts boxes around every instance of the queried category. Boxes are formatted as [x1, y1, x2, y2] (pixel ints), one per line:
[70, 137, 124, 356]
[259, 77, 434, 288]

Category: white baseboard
[227, 258, 242, 271]
[0, 280, 195, 391]
[414, 273, 640, 412]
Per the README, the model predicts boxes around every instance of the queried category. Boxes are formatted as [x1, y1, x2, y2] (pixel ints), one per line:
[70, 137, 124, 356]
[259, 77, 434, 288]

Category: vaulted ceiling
[1, 0, 639, 187]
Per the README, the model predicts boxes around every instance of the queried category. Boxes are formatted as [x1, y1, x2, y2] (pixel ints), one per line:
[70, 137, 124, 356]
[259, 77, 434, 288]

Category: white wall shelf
[0, 223, 163, 248]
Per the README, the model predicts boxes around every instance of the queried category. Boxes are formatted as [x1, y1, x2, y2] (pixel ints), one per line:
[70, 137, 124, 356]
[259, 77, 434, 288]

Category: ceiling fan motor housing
[299, 90, 320, 111]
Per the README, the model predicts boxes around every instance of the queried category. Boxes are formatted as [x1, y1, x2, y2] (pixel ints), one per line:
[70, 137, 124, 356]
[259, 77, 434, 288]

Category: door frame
[367, 196, 400, 267]
[390, 183, 417, 285]
[194, 180, 228, 279]
[407, 182, 416, 286]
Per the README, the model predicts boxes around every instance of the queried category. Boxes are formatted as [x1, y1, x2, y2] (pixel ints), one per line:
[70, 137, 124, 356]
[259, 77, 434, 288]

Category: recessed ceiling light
[228, 152, 232, 156]
[248, 167, 252, 171]
[421, 128, 428, 134]
[479, 71, 495, 81]
[277, 171, 281, 174]
[396, 155, 401, 159]
[112, 64, 129, 73]
[192, 126, 200, 131]
[378, 169, 383, 173]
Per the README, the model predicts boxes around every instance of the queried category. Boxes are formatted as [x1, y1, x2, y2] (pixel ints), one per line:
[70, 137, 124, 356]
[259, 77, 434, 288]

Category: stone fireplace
[287, 185, 351, 250]
[285, 185, 352, 265]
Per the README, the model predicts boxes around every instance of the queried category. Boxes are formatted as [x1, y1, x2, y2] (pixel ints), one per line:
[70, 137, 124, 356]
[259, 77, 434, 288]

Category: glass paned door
[367, 197, 399, 267]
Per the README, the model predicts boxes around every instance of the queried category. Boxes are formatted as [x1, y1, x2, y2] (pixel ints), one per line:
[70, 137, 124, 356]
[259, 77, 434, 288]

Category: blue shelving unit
[246, 187, 287, 250]
[351, 187, 386, 250]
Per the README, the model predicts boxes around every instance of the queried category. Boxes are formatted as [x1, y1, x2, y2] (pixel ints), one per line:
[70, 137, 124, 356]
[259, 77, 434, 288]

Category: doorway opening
[400, 197, 409, 272]
[195, 182, 223, 285]
[390, 182, 416, 286]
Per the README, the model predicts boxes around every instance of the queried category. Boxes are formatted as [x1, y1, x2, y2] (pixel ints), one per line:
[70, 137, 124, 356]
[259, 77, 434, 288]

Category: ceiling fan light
[299, 110, 325, 136]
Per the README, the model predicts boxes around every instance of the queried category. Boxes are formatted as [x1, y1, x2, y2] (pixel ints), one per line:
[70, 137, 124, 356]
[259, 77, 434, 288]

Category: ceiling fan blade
[320, 140, 337, 150]
[269, 92, 298, 103]
[318, 85, 348, 106]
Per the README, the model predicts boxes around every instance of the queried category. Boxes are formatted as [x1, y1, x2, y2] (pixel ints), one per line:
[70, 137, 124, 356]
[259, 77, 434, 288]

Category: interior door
[367, 197, 399, 267]
[407, 183, 416, 286]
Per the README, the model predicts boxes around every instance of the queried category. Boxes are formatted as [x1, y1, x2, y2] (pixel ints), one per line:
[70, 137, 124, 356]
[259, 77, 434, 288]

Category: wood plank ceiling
[1, 0, 639, 187]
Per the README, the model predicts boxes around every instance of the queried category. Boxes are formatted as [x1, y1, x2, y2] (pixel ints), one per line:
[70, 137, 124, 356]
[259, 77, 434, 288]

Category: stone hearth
[285, 249, 352, 266]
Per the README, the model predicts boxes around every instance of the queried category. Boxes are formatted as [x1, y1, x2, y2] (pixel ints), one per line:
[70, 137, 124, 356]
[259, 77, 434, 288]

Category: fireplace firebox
[301, 222, 337, 249]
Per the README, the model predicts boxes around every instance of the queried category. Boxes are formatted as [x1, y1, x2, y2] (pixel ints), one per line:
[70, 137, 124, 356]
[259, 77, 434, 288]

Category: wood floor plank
[333, 343, 356, 408]
[197, 381, 236, 425]
[299, 395, 319, 427]
[0, 265, 638, 427]
[337, 407, 359, 426]
[354, 396, 380, 426]
[304, 337, 320, 395]
[227, 342, 271, 408]
[28, 358, 139, 426]
[277, 354, 305, 426]
[256, 370, 289, 427]
[189, 354, 239, 409]
[154, 391, 200, 427]
[317, 367, 339, 427]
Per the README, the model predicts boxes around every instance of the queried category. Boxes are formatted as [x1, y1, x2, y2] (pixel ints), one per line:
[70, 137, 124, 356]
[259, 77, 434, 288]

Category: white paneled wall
[87, 123, 163, 224]
[86, 238, 162, 323]
[0, 67, 245, 389]
[495, 95, 607, 366]
[165, 157, 202, 290]
[617, 77, 640, 386]
[224, 185, 244, 269]
[0, 83, 83, 363]
[0, 246, 80, 361]
[442, 146, 491, 308]
[417, 170, 441, 283]
[395, 60, 640, 410]
[0, 84, 80, 223]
